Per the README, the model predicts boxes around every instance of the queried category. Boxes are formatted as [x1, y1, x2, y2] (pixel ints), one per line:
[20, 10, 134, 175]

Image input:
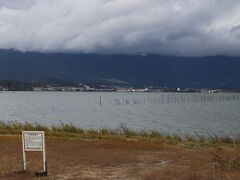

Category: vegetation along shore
[0, 121, 240, 179]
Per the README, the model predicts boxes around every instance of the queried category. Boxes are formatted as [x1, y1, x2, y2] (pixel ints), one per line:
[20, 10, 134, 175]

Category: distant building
[83, 85, 91, 91]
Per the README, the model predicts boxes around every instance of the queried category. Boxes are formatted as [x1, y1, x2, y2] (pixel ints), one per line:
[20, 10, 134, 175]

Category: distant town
[31, 85, 240, 93]
[0, 80, 240, 93]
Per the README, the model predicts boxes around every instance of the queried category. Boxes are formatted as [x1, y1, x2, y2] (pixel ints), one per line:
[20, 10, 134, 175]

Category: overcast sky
[0, 0, 240, 56]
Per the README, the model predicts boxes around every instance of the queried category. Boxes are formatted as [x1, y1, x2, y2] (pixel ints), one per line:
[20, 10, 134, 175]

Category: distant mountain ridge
[0, 50, 240, 88]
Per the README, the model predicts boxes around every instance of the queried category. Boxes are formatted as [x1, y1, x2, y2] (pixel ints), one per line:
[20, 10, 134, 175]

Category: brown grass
[0, 135, 240, 180]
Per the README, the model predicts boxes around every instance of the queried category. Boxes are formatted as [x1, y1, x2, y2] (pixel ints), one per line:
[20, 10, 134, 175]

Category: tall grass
[0, 121, 239, 145]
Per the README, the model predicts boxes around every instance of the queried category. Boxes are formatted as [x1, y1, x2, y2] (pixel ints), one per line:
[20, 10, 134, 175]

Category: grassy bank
[0, 121, 240, 179]
[0, 121, 239, 146]
[0, 135, 239, 179]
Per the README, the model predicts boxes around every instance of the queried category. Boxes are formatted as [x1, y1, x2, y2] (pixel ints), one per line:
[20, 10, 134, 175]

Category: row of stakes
[99, 93, 240, 105]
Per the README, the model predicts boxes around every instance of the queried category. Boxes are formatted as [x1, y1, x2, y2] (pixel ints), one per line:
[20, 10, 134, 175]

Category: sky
[0, 0, 240, 56]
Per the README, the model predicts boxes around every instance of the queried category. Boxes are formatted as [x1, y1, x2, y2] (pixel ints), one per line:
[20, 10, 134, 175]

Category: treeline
[0, 79, 78, 91]
[0, 80, 35, 91]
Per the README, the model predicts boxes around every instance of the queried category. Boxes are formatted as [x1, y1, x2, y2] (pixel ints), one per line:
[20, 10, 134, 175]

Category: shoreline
[0, 134, 240, 179]
[1, 121, 240, 179]
[1, 121, 239, 146]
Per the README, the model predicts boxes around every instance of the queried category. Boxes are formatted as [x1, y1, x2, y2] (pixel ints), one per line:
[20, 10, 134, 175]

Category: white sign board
[23, 132, 43, 151]
[22, 131, 47, 172]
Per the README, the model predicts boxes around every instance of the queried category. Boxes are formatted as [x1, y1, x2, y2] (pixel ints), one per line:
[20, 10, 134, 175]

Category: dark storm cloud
[0, 0, 240, 56]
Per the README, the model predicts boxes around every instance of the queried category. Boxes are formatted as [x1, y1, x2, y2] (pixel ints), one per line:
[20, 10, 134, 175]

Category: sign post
[22, 131, 47, 176]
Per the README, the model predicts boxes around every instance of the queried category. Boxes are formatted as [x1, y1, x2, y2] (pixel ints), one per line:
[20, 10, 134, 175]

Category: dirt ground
[0, 135, 239, 180]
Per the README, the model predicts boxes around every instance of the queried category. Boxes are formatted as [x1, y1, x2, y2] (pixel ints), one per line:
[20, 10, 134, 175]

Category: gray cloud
[0, 0, 240, 56]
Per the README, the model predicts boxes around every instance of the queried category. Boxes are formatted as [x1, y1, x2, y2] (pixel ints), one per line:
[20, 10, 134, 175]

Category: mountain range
[0, 50, 240, 89]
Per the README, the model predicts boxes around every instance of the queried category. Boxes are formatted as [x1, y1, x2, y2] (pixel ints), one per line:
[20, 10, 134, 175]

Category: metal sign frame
[22, 131, 47, 172]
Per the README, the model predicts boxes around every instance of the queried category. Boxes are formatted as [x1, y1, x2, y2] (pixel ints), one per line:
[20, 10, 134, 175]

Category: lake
[0, 92, 240, 137]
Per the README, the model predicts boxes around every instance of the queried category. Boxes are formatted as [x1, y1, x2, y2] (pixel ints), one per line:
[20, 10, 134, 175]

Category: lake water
[0, 92, 240, 137]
